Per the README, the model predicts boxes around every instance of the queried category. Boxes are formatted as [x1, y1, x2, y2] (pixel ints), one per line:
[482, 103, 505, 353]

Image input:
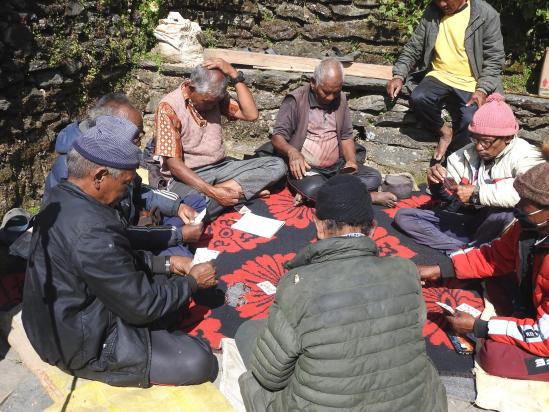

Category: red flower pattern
[422, 280, 484, 349]
[372, 226, 416, 259]
[264, 188, 314, 229]
[178, 300, 225, 349]
[200, 211, 273, 253]
[221, 253, 296, 320]
[383, 194, 436, 219]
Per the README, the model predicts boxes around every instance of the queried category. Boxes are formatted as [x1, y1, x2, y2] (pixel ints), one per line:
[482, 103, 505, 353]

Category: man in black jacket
[23, 116, 218, 387]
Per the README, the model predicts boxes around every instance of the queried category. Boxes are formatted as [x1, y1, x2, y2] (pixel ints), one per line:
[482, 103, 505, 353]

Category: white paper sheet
[192, 248, 220, 265]
[231, 212, 284, 238]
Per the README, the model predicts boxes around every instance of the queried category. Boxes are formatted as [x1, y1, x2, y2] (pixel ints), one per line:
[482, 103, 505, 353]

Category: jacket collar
[285, 236, 378, 270]
[59, 180, 116, 212]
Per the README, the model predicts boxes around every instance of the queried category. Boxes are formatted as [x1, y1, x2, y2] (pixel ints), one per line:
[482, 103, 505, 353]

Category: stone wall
[1, 0, 548, 217]
[167, 0, 401, 65]
[0, 0, 156, 217]
[130, 61, 549, 182]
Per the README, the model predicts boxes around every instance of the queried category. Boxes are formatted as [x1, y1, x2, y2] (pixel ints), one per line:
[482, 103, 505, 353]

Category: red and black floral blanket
[181, 188, 484, 377]
[0, 188, 484, 376]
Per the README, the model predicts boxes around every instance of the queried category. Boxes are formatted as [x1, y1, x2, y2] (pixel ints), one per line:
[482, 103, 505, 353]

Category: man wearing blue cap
[22, 116, 219, 387]
[42, 93, 205, 259]
[236, 174, 446, 411]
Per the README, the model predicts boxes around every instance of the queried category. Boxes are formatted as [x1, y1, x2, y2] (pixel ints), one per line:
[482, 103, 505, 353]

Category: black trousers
[288, 159, 382, 203]
[149, 329, 219, 386]
[410, 76, 478, 154]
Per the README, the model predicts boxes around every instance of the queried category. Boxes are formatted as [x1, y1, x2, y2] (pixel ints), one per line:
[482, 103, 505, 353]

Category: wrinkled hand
[189, 261, 217, 289]
[446, 311, 475, 335]
[427, 163, 448, 185]
[466, 90, 487, 107]
[177, 203, 198, 225]
[386, 78, 404, 100]
[288, 148, 311, 180]
[202, 58, 237, 78]
[182, 223, 204, 243]
[169, 256, 193, 275]
[417, 264, 441, 286]
[210, 186, 241, 207]
[455, 184, 475, 203]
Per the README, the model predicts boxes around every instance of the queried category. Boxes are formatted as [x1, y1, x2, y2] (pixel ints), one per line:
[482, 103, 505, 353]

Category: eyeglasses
[470, 137, 499, 149]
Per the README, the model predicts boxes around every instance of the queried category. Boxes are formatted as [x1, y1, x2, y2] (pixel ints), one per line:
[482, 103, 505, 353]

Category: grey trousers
[168, 157, 287, 201]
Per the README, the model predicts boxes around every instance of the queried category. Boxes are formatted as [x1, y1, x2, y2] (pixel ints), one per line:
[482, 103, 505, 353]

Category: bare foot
[434, 123, 453, 161]
[258, 189, 270, 198]
[371, 191, 398, 208]
[293, 193, 303, 206]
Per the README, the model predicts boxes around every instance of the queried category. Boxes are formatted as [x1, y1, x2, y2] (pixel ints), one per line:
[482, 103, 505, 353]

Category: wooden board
[204, 48, 393, 80]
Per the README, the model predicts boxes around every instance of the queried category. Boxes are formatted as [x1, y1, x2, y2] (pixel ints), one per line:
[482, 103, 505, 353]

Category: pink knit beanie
[468, 93, 519, 136]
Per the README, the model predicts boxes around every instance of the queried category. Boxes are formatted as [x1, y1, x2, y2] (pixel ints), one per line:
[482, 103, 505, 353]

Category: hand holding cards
[436, 302, 481, 355]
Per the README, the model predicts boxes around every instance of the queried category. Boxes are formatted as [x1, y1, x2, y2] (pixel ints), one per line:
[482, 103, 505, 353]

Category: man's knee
[394, 208, 417, 231]
[410, 86, 432, 109]
[357, 166, 382, 191]
[264, 156, 287, 180]
[184, 343, 218, 384]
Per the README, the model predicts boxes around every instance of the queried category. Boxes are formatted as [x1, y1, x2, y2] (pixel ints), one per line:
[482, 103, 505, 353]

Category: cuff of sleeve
[393, 74, 405, 81]
[438, 258, 457, 279]
[473, 319, 489, 338]
[186, 274, 198, 293]
[476, 88, 487, 95]
[151, 256, 171, 275]
[174, 225, 183, 244]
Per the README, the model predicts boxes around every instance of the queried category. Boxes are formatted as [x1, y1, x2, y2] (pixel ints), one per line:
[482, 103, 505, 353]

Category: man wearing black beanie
[236, 175, 446, 411]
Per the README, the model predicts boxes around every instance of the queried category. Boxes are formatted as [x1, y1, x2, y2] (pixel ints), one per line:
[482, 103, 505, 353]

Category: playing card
[256, 281, 277, 295]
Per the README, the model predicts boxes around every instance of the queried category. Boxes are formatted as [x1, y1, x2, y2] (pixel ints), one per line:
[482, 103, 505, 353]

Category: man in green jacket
[237, 175, 446, 411]
[386, 0, 504, 163]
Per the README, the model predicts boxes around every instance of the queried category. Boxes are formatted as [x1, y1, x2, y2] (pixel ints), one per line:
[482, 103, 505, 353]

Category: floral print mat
[179, 188, 485, 377]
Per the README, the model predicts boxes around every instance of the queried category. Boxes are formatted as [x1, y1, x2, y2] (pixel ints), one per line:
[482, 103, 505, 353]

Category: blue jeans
[394, 207, 514, 253]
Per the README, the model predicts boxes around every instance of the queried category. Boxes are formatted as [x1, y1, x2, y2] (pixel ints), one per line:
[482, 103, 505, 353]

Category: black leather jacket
[22, 181, 197, 387]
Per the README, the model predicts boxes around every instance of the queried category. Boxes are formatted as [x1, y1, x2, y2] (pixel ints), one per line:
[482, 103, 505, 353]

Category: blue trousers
[394, 207, 514, 253]
[157, 194, 207, 258]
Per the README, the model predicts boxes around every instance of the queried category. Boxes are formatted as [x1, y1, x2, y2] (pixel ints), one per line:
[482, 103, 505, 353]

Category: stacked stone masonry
[1, 0, 548, 216]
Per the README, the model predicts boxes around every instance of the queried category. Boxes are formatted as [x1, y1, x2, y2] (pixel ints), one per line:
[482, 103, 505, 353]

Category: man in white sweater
[395, 94, 543, 253]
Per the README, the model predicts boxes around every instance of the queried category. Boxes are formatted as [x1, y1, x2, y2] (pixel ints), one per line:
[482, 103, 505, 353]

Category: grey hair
[87, 92, 131, 124]
[313, 58, 345, 85]
[190, 65, 228, 98]
[67, 148, 123, 179]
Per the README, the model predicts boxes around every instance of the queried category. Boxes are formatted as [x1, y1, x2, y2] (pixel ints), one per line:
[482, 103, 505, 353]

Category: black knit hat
[316, 175, 373, 225]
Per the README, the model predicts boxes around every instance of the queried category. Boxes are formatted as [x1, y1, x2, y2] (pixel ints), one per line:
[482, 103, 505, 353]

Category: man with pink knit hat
[395, 93, 543, 253]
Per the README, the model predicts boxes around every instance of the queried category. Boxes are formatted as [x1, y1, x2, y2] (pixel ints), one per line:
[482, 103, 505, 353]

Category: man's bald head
[190, 65, 228, 98]
[313, 58, 344, 88]
[88, 93, 144, 145]
[310, 58, 345, 107]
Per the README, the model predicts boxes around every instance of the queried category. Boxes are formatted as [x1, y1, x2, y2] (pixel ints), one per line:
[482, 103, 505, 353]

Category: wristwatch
[230, 70, 245, 85]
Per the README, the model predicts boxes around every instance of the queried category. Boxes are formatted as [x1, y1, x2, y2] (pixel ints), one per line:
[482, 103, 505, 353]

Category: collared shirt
[272, 89, 353, 143]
